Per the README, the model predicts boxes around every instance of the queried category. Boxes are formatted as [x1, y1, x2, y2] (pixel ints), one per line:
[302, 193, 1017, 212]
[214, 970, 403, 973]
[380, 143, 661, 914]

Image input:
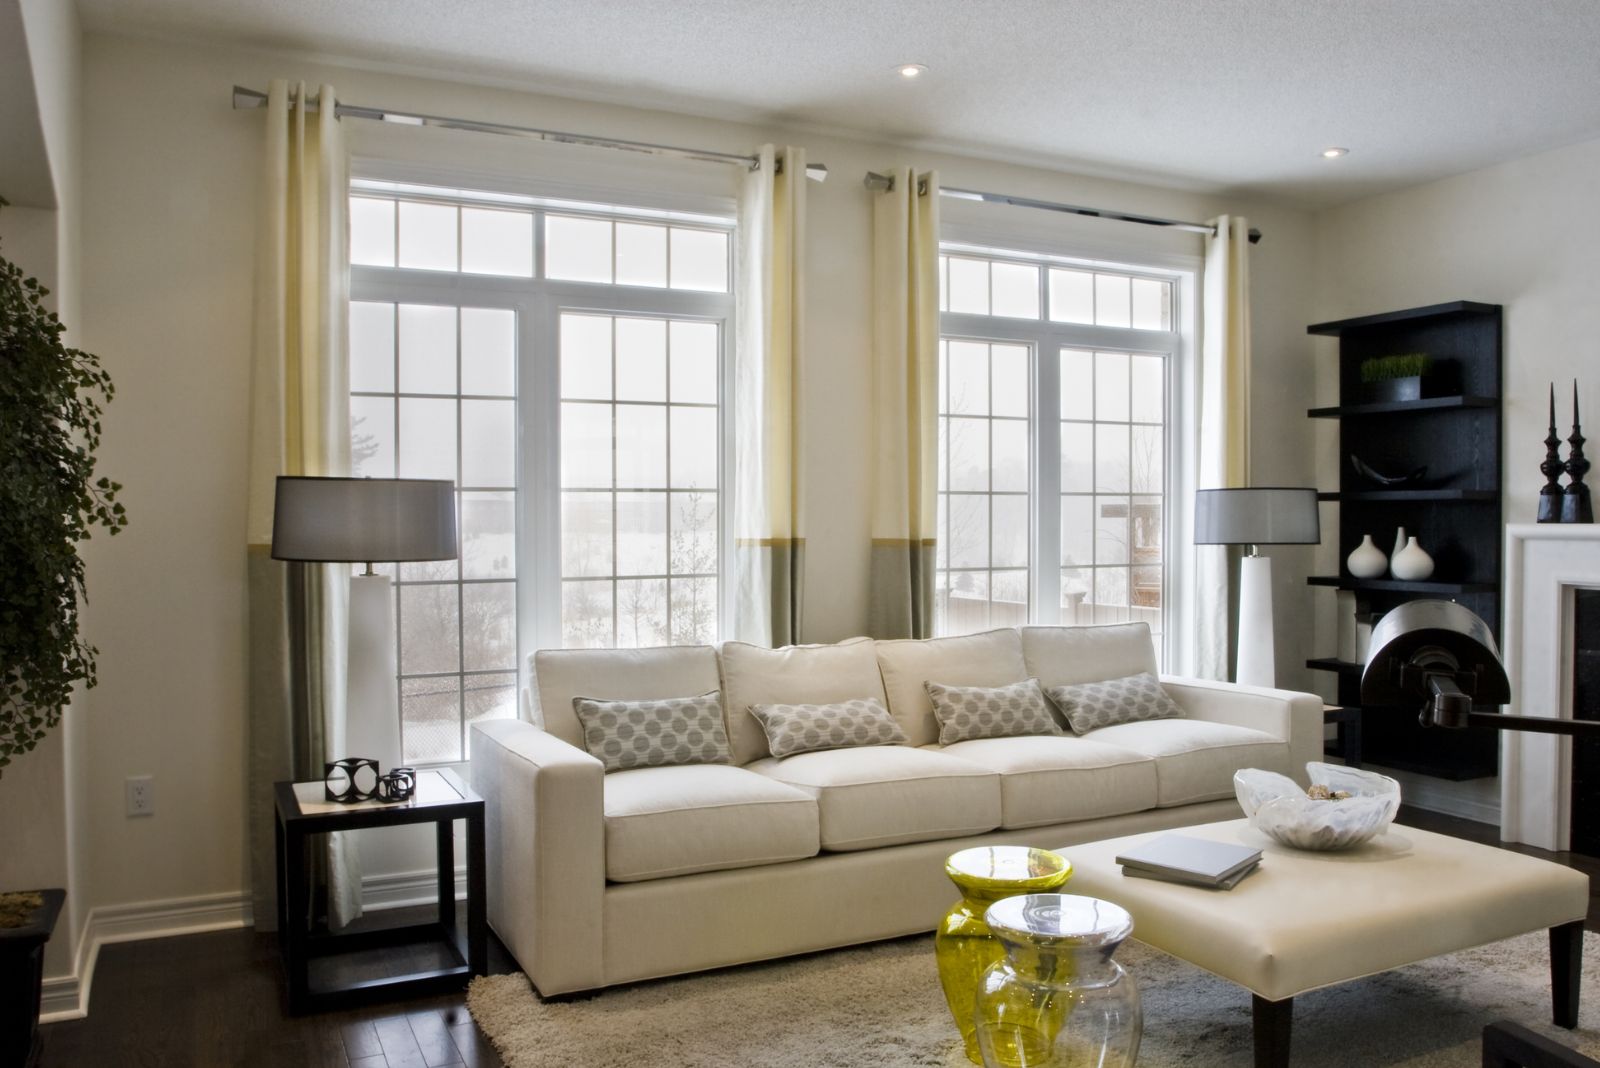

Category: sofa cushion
[527, 645, 722, 750]
[748, 747, 1000, 851]
[750, 698, 907, 759]
[719, 637, 890, 764]
[574, 691, 731, 773]
[1082, 719, 1291, 807]
[602, 764, 820, 883]
[1021, 623, 1159, 688]
[874, 628, 1030, 747]
[1045, 672, 1184, 735]
[925, 678, 1063, 744]
[930, 736, 1158, 829]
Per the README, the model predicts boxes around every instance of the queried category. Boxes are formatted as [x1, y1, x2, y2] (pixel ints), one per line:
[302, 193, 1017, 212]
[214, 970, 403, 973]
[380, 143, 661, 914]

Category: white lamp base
[1235, 554, 1276, 689]
[347, 573, 402, 770]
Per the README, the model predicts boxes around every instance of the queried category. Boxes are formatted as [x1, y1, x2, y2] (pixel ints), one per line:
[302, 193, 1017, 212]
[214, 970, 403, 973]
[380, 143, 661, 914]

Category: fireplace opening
[1568, 588, 1600, 857]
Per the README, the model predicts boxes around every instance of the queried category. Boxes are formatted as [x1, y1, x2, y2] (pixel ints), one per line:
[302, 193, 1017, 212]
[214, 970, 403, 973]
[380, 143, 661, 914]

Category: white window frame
[349, 166, 737, 755]
[937, 232, 1199, 667]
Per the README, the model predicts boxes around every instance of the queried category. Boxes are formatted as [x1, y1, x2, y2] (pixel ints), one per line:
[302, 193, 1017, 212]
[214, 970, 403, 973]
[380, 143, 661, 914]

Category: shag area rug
[469, 930, 1600, 1067]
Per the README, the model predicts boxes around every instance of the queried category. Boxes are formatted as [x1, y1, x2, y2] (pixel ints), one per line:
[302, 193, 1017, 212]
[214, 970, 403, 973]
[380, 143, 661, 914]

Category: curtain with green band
[245, 80, 359, 930]
[867, 168, 941, 639]
[733, 145, 807, 647]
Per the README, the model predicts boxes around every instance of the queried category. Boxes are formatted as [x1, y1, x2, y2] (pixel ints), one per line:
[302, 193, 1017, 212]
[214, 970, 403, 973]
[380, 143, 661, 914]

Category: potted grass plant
[1359, 353, 1432, 404]
[0, 197, 125, 1065]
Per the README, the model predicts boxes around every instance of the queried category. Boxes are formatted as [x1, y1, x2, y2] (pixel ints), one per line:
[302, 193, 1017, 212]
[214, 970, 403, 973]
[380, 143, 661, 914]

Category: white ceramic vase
[1347, 535, 1388, 579]
[1390, 536, 1435, 581]
[1392, 526, 1408, 561]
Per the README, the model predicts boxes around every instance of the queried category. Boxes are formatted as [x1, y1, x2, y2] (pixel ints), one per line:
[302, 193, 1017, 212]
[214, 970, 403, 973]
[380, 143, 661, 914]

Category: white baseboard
[37, 870, 464, 1022]
[40, 891, 253, 1023]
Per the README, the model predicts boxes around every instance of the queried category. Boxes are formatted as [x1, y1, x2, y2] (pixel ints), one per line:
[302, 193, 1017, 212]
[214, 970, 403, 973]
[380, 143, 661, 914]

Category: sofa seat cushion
[602, 765, 820, 883]
[930, 736, 1158, 829]
[1082, 719, 1290, 807]
[748, 747, 1000, 851]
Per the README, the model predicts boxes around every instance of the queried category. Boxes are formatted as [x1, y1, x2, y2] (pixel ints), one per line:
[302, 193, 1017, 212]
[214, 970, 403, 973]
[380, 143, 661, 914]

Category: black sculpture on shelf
[1538, 383, 1566, 523]
[1562, 381, 1593, 524]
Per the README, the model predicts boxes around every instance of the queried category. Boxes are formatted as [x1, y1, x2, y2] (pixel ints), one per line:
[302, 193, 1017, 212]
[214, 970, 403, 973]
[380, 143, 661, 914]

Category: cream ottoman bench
[1065, 819, 1590, 1068]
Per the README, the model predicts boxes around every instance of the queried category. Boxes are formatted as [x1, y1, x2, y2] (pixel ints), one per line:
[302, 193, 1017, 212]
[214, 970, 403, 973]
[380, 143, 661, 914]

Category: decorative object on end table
[1346, 534, 1388, 579]
[936, 847, 1073, 1065]
[974, 894, 1141, 1068]
[1539, 383, 1569, 523]
[376, 766, 417, 803]
[0, 200, 127, 779]
[1350, 455, 1428, 488]
[1358, 352, 1432, 404]
[1390, 536, 1435, 581]
[1193, 487, 1321, 688]
[271, 476, 458, 772]
[323, 757, 381, 803]
[1563, 381, 1593, 524]
[1234, 762, 1401, 850]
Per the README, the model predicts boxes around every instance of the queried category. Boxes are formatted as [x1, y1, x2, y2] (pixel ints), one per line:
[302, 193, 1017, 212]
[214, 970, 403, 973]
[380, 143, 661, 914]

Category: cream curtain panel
[733, 145, 807, 647]
[1193, 214, 1253, 680]
[867, 168, 941, 639]
[245, 80, 360, 930]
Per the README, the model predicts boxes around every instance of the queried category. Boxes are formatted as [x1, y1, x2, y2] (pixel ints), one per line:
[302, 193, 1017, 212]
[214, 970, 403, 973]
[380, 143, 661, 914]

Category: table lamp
[1194, 487, 1321, 688]
[271, 476, 458, 770]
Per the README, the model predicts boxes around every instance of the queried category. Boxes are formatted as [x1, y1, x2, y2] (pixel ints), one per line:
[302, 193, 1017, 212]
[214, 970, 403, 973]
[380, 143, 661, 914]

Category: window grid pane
[559, 313, 720, 648]
[348, 296, 519, 764]
[935, 338, 1030, 637]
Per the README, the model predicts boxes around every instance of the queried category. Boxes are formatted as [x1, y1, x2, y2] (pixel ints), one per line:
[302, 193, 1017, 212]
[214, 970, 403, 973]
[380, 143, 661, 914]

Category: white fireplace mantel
[1502, 524, 1600, 849]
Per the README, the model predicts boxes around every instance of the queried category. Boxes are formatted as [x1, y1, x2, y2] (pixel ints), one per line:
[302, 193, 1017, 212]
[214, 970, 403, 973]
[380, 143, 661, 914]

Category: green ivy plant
[0, 197, 126, 776]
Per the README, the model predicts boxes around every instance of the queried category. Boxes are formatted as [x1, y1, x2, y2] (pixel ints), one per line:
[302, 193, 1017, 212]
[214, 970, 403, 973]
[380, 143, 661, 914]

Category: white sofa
[471, 623, 1322, 996]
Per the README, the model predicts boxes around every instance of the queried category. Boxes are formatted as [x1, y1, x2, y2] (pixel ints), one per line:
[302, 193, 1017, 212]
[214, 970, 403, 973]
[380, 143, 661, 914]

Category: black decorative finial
[1539, 382, 1566, 522]
[1562, 380, 1593, 524]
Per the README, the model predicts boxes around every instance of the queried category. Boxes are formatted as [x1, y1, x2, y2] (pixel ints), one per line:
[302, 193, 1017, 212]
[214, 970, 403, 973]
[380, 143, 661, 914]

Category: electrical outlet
[126, 776, 154, 817]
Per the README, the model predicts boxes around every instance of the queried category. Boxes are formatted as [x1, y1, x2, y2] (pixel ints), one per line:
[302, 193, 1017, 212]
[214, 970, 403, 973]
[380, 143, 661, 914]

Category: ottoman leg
[1252, 994, 1293, 1068]
[1551, 921, 1584, 1029]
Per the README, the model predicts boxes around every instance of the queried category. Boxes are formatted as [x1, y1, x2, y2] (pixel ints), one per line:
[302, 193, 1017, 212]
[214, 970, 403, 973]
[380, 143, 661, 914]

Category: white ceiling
[78, 0, 1600, 206]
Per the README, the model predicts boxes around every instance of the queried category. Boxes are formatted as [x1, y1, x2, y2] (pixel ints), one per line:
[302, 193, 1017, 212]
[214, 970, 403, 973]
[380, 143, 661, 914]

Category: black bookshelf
[1306, 301, 1503, 780]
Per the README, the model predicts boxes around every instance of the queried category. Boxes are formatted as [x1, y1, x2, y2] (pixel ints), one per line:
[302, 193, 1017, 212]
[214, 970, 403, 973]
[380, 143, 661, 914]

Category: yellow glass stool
[935, 846, 1073, 1064]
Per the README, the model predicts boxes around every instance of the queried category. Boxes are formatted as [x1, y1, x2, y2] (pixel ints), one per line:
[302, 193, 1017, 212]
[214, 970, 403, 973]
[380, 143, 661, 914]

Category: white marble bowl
[1233, 762, 1401, 851]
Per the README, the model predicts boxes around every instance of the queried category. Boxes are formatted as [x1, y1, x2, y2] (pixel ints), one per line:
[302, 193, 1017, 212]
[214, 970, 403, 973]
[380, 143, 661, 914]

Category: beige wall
[67, 31, 1319, 926]
[1309, 136, 1600, 672]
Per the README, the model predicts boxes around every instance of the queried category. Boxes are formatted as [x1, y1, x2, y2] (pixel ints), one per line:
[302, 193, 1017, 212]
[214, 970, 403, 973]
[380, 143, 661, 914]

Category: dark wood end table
[273, 767, 486, 1014]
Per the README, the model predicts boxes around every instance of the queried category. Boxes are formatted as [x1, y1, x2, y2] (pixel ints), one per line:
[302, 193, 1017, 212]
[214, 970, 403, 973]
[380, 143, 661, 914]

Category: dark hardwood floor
[39, 905, 515, 1068]
[36, 807, 1600, 1067]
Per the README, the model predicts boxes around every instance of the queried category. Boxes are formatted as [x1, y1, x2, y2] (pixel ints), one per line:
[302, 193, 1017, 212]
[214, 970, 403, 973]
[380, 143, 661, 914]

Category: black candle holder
[376, 766, 418, 803]
[1562, 380, 1593, 524]
[1538, 382, 1566, 523]
[324, 757, 381, 803]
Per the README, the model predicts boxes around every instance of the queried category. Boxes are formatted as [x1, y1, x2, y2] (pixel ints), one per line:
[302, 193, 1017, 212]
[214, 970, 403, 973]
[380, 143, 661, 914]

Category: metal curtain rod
[232, 86, 829, 181]
[863, 171, 1262, 244]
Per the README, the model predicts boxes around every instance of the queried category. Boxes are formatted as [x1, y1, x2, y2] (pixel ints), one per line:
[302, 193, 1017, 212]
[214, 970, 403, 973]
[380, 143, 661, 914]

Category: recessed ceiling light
[896, 63, 928, 79]
[1321, 147, 1350, 159]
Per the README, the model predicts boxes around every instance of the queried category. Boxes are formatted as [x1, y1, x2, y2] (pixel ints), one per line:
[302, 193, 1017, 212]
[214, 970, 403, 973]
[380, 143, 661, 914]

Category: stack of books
[1114, 834, 1262, 890]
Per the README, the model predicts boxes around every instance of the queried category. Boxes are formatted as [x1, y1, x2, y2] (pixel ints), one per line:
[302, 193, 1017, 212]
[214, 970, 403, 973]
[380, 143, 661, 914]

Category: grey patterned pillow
[572, 691, 731, 773]
[923, 678, 1063, 745]
[749, 698, 908, 759]
[1045, 672, 1184, 735]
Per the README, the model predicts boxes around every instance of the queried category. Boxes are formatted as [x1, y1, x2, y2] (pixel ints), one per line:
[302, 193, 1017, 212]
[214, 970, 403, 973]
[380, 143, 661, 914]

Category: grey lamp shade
[270, 477, 458, 563]
[1194, 487, 1321, 546]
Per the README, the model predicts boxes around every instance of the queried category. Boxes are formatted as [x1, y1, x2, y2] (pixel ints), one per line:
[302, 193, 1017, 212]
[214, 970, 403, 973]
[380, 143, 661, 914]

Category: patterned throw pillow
[572, 691, 731, 773]
[1045, 672, 1184, 735]
[923, 678, 1063, 745]
[749, 698, 908, 759]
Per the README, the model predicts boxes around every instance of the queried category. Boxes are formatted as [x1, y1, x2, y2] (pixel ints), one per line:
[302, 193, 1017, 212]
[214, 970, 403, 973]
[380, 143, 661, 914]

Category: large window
[349, 180, 733, 762]
[936, 247, 1186, 660]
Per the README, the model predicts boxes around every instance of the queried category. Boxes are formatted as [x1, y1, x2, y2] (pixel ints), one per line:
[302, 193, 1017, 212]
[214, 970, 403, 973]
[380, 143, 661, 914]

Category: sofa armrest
[471, 719, 605, 995]
[1160, 675, 1324, 785]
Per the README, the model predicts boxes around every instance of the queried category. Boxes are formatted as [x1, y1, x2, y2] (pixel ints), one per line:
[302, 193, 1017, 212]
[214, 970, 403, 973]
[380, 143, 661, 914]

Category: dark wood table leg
[1552, 921, 1583, 1029]
[285, 826, 310, 1015]
[1343, 713, 1362, 768]
[436, 817, 456, 935]
[466, 809, 487, 976]
[1253, 995, 1293, 1068]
